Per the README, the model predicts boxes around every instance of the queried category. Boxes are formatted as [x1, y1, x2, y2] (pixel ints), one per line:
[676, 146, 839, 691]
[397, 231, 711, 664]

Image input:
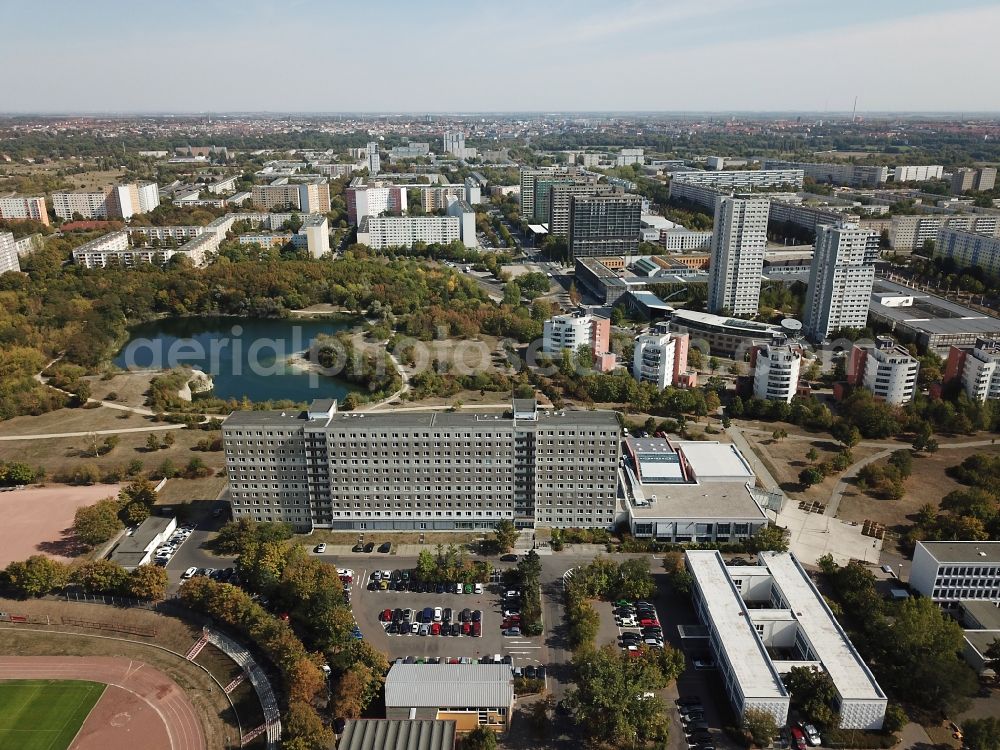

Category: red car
[431, 623, 441, 635]
[462, 621, 472, 636]
[339, 574, 353, 585]
[639, 618, 659, 628]
[472, 621, 482, 637]
[380, 608, 392, 622]
[790, 727, 807, 750]
[502, 618, 519, 629]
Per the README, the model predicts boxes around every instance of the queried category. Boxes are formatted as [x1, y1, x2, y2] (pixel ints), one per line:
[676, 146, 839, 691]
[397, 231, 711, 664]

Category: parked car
[431, 623, 441, 635]
[693, 658, 716, 670]
[314, 543, 326, 553]
[378, 542, 391, 553]
[474, 582, 484, 594]
[421, 607, 434, 623]
[789, 727, 807, 750]
[363, 542, 375, 552]
[500, 554, 518, 562]
[472, 609, 482, 622]
[433, 607, 443, 622]
[181, 567, 197, 579]
[442, 607, 452, 623]
[352, 543, 364, 552]
[462, 622, 472, 636]
[801, 724, 821, 747]
[472, 621, 482, 637]
[503, 627, 522, 637]
[380, 608, 392, 621]
[454, 582, 463, 594]
[418, 623, 430, 636]
[460, 608, 472, 622]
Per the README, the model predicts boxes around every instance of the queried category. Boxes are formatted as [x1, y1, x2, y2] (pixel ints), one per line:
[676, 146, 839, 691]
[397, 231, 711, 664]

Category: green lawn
[0, 680, 106, 750]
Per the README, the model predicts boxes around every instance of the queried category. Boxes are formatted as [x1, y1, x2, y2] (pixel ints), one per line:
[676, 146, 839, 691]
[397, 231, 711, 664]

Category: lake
[113, 316, 362, 403]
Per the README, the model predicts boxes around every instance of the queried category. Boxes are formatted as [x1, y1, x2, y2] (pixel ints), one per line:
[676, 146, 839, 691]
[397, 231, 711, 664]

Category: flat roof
[629, 481, 766, 521]
[964, 630, 1000, 658]
[675, 441, 755, 481]
[962, 600, 1000, 630]
[870, 280, 1000, 336]
[685, 551, 788, 700]
[224, 406, 619, 430]
[760, 553, 885, 701]
[917, 540, 1000, 565]
[670, 309, 785, 336]
[625, 437, 685, 483]
[385, 664, 512, 708]
[338, 719, 455, 750]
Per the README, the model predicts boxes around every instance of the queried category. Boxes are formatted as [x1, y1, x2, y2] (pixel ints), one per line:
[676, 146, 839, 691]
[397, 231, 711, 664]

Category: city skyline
[4, 0, 1000, 113]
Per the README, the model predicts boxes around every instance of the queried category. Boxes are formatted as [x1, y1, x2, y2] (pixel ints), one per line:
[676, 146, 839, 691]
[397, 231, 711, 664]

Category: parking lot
[590, 571, 738, 750]
[331, 558, 547, 674]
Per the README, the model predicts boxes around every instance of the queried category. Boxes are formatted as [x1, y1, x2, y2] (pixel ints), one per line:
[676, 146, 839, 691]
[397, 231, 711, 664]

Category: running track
[0, 656, 205, 750]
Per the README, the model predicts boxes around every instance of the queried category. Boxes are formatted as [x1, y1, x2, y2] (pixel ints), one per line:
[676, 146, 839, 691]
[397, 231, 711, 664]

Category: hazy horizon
[5, 0, 1000, 113]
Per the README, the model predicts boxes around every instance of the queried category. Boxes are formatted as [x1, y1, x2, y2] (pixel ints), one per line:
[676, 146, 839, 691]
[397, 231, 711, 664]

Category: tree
[146, 433, 161, 452]
[492, 519, 519, 553]
[71, 559, 129, 593]
[284, 700, 334, 750]
[964, 718, 1000, 750]
[882, 703, 908, 734]
[126, 564, 168, 600]
[806, 447, 819, 462]
[416, 549, 437, 581]
[4, 555, 69, 597]
[214, 518, 293, 555]
[162, 432, 175, 448]
[771, 428, 788, 442]
[463, 726, 499, 750]
[617, 558, 655, 600]
[751, 525, 788, 553]
[984, 638, 1000, 681]
[329, 663, 372, 719]
[73, 497, 124, 548]
[236, 540, 289, 593]
[785, 666, 838, 727]
[744, 707, 778, 747]
[799, 466, 824, 487]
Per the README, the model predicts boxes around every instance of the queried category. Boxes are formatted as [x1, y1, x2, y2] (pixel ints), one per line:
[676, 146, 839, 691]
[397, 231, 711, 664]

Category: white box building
[357, 216, 460, 250]
[686, 550, 887, 729]
[910, 541, 1000, 605]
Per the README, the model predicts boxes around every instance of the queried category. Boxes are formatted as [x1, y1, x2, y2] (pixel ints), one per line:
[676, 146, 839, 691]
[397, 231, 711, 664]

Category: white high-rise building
[632, 328, 689, 389]
[707, 196, 770, 315]
[752, 343, 802, 403]
[892, 165, 943, 182]
[443, 131, 466, 157]
[367, 142, 380, 175]
[849, 338, 919, 405]
[802, 222, 880, 342]
[0, 195, 49, 225]
[953, 338, 1000, 402]
[0, 231, 20, 274]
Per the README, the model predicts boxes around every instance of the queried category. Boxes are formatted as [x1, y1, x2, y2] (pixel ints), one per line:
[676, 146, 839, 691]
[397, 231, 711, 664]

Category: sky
[4, 0, 1000, 113]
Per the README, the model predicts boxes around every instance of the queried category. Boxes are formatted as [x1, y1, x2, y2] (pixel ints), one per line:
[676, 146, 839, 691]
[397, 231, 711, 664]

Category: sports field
[0, 679, 105, 750]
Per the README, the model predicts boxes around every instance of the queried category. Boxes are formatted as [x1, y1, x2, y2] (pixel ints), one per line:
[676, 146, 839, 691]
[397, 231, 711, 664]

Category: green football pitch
[0, 680, 106, 750]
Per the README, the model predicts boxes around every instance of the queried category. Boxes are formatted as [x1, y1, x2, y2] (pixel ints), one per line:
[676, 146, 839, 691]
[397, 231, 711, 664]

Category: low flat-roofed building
[107, 515, 176, 569]
[868, 279, 1000, 355]
[673, 440, 755, 482]
[338, 719, 456, 750]
[384, 664, 513, 732]
[910, 540, 1000, 605]
[958, 600, 1000, 677]
[686, 551, 790, 725]
[686, 550, 887, 730]
[623, 438, 767, 541]
[668, 309, 786, 359]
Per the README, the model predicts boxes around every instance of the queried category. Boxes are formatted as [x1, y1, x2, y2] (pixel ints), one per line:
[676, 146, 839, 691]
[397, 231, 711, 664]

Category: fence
[64, 591, 159, 609]
[60, 616, 156, 638]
